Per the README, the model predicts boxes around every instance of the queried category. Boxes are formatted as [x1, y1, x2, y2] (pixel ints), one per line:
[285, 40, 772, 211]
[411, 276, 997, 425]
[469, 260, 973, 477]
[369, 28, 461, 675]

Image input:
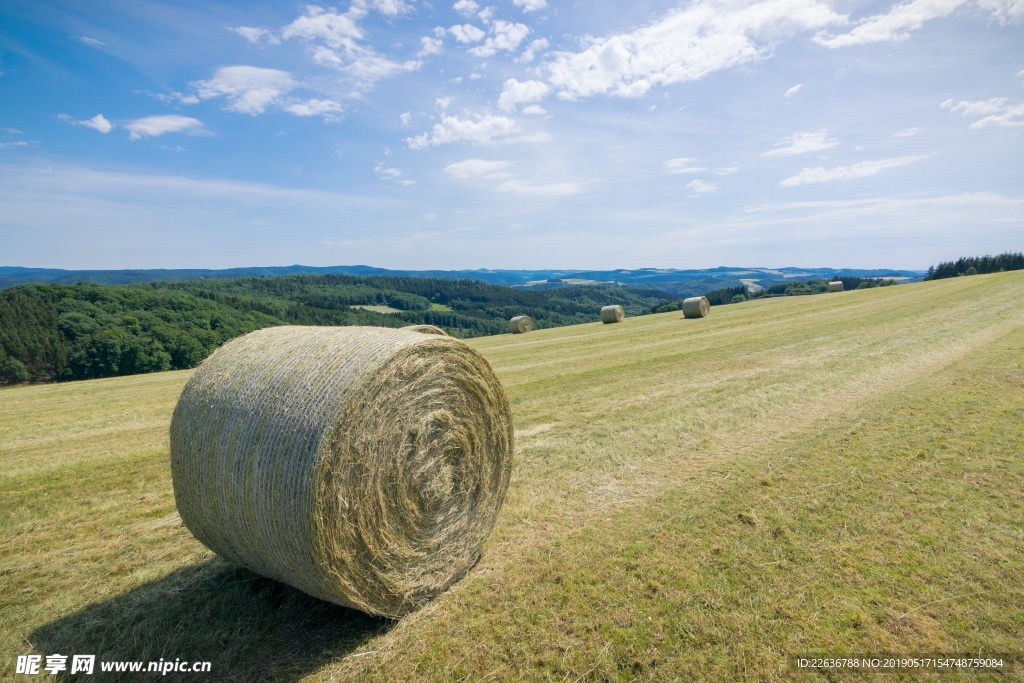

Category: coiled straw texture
[508, 315, 533, 334]
[170, 326, 513, 618]
[682, 296, 710, 318]
[828, 281, 844, 293]
[401, 324, 449, 336]
[601, 305, 624, 324]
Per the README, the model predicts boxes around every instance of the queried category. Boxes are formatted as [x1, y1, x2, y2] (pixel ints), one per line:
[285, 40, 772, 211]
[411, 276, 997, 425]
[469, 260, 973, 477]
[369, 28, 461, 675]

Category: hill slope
[1, 271, 1021, 681]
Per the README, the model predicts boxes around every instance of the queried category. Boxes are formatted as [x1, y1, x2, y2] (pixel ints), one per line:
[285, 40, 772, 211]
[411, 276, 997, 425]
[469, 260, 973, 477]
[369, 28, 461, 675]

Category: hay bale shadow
[30, 558, 392, 682]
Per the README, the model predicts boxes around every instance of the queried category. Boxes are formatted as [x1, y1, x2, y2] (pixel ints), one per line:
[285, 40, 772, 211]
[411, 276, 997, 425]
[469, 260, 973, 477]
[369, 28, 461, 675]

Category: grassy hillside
[1, 271, 1022, 681]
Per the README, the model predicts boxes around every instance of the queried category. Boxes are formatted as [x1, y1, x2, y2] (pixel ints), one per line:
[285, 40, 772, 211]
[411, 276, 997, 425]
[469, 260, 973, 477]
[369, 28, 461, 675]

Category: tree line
[923, 252, 1024, 280]
[0, 275, 671, 385]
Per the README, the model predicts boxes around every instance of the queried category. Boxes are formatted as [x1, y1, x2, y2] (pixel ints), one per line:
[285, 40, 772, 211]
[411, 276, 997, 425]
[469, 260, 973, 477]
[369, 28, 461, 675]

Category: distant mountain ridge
[0, 264, 923, 297]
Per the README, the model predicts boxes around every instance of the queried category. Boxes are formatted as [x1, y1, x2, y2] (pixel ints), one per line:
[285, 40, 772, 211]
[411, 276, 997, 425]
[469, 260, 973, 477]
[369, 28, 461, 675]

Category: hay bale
[508, 315, 533, 334]
[169, 326, 513, 618]
[401, 324, 448, 336]
[601, 305, 624, 324]
[682, 296, 710, 319]
[828, 281, 844, 293]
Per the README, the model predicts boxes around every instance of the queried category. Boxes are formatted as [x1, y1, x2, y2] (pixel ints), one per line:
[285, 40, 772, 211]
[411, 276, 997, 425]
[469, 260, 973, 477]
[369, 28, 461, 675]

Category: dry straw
[682, 296, 710, 319]
[508, 315, 533, 334]
[169, 326, 513, 618]
[601, 305, 624, 324]
[828, 281, 844, 293]
[401, 324, 449, 336]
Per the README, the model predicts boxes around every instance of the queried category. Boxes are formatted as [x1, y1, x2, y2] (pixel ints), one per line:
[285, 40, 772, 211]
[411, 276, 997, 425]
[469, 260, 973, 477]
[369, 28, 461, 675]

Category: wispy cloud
[764, 131, 839, 156]
[62, 113, 114, 134]
[686, 179, 717, 193]
[443, 158, 513, 179]
[230, 26, 281, 45]
[814, 0, 1023, 48]
[894, 127, 922, 137]
[444, 158, 581, 195]
[663, 157, 706, 174]
[406, 113, 518, 149]
[942, 97, 1024, 128]
[193, 66, 297, 114]
[79, 36, 107, 48]
[546, 0, 843, 99]
[124, 115, 206, 140]
[784, 83, 803, 97]
[780, 155, 928, 186]
[497, 179, 582, 196]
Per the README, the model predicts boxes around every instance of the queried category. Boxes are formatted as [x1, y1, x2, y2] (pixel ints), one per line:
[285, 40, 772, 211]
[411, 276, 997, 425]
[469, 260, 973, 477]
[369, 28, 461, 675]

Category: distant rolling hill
[0, 264, 923, 297]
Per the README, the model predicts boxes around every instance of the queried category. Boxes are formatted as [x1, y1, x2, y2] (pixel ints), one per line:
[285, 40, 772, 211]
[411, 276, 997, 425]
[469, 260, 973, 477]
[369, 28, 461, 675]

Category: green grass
[2, 271, 1022, 681]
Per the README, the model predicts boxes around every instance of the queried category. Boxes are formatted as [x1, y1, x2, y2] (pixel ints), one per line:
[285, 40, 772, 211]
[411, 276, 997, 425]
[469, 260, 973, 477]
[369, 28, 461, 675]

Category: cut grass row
[1, 271, 1022, 681]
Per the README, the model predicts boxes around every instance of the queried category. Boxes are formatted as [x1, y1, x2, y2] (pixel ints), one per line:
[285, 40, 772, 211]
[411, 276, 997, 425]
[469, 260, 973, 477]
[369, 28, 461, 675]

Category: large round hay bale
[508, 315, 533, 334]
[601, 305, 624, 324]
[828, 281, 844, 293]
[169, 326, 513, 618]
[401, 324, 448, 336]
[682, 296, 710, 319]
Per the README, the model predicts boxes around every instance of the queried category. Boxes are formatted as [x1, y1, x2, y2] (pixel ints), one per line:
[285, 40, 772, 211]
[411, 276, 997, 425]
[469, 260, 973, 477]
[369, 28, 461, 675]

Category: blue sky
[1, 0, 1021, 270]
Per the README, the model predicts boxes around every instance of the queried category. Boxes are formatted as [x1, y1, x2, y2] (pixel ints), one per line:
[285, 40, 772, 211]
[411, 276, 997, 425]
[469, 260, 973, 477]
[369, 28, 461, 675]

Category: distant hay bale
[508, 315, 533, 334]
[601, 305, 624, 324]
[828, 281, 844, 293]
[682, 296, 710, 319]
[401, 324, 448, 336]
[169, 326, 513, 618]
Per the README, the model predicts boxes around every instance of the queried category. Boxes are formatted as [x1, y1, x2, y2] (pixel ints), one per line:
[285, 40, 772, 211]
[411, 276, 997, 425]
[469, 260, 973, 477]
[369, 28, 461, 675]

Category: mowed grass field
[1, 271, 1022, 681]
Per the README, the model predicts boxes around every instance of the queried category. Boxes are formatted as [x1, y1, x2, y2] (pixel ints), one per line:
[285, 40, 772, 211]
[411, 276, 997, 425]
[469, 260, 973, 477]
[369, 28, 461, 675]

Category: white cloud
[975, 0, 1024, 24]
[420, 35, 445, 55]
[715, 165, 740, 175]
[547, 0, 843, 99]
[450, 24, 486, 43]
[814, 0, 970, 48]
[664, 157, 706, 173]
[281, 5, 420, 89]
[406, 113, 518, 149]
[517, 37, 549, 63]
[469, 20, 531, 57]
[513, 0, 548, 11]
[375, 162, 414, 184]
[686, 179, 717, 193]
[124, 115, 205, 140]
[784, 83, 802, 97]
[522, 104, 548, 115]
[453, 0, 480, 16]
[231, 26, 281, 44]
[73, 114, 114, 134]
[80, 36, 106, 48]
[477, 7, 496, 23]
[400, 111, 412, 126]
[282, 5, 364, 48]
[193, 66, 297, 114]
[764, 131, 839, 156]
[942, 97, 1024, 127]
[443, 158, 512, 179]
[498, 78, 550, 111]
[780, 155, 928, 186]
[894, 127, 922, 137]
[368, 0, 411, 16]
[285, 98, 343, 117]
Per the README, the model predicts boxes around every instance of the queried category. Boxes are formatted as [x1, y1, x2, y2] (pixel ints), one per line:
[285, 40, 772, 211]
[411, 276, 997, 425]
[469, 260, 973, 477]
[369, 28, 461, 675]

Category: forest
[0, 274, 671, 384]
[923, 252, 1024, 280]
